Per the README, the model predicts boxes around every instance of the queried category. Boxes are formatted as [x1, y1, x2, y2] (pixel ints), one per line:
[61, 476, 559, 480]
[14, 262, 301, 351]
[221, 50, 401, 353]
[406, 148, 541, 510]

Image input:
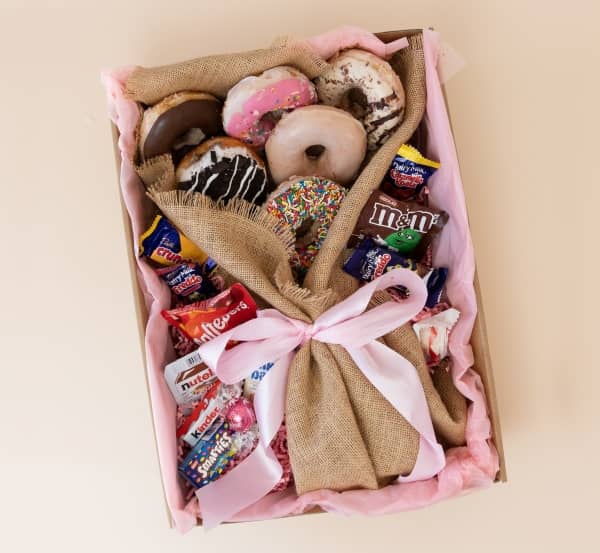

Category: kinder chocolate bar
[177, 381, 221, 439]
[343, 238, 448, 307]
[156, 261, 219, 302]
[349, 190, 447, 254]
[412, 308, 460, 365]
[161, 283, 257, 344]
[139, 214, 211, 266]
[179, 420, 237, 489]
[181, 405, 223, 448]
[381, 144, 440, 201]
[165, 349, 216, 405]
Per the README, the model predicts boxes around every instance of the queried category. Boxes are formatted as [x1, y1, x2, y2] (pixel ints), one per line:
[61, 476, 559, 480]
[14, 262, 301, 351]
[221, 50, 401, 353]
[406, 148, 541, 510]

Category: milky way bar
[164, 349, 216, 405]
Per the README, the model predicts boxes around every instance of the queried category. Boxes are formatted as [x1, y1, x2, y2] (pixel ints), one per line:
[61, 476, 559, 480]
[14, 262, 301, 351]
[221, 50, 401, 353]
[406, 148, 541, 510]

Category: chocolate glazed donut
[139, 91, 223, 161]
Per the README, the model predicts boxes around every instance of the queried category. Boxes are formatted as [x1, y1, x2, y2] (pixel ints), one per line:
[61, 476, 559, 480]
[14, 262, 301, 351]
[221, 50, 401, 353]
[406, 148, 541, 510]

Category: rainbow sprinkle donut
[265, 176, 346, 276]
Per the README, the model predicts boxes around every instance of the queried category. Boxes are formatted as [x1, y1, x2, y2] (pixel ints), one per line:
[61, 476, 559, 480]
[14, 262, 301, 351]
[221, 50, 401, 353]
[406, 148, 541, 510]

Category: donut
[265, 177, 346, 275]
[265, 105, 367, 186]
[139, 91, 222, 161]
[314, 49, 405, 150]
[176, 137, 271, 205]
[222, 66, 317, 148]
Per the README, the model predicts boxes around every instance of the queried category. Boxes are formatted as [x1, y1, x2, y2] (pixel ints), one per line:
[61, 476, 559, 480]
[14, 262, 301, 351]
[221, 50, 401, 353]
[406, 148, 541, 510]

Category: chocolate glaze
[179, 152, 270, 205]
[143, 99, 223, 160]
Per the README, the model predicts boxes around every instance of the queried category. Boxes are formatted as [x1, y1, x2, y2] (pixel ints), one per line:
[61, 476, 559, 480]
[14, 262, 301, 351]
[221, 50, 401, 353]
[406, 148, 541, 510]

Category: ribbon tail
[347, 341, 446, 482]
[195, 442, 283, 529]
[195, 354, 293, 528]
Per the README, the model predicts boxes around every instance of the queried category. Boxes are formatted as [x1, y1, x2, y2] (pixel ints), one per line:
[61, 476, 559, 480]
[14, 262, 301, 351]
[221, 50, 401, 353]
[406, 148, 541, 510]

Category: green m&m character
[384, 228, 422, 254]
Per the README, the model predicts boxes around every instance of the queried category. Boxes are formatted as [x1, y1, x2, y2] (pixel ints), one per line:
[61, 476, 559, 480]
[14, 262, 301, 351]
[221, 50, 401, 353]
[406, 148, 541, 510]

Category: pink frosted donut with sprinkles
[222, 66, 317, 148]
[265, 176, 346, 276]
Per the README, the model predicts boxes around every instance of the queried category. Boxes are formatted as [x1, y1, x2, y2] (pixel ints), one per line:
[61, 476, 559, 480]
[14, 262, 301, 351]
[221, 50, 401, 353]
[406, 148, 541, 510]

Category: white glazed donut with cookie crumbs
[315, 49, 405, 150]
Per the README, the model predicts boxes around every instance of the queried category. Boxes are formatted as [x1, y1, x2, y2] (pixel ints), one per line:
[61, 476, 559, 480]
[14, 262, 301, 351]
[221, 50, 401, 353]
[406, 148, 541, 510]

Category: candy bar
[179, 383, 224, 447]
[343, 238, 448, 307]
[161, 283, 257, 344]
[179, 420, 237, 489]
[381, 143, 440, 201]
[243, 361, 274, 398]
[139, 214, 211, 266]
[412, 308, 460, 365]
[349, 190, 447, 254]
[165, 349, 216, 405]
[156, 261, 219, 302]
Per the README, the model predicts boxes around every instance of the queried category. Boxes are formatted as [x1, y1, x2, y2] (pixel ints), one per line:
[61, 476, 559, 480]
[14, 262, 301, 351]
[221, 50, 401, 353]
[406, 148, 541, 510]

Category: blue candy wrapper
[343, 238, 448, 307]
[381, 144, 440, 201]
[156, 261, 219, 302]
[179, 420, 237, 489]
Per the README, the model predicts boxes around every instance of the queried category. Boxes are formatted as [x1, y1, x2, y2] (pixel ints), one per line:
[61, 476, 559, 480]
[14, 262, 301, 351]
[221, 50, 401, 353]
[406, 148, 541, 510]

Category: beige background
[1, 1, 598, 552]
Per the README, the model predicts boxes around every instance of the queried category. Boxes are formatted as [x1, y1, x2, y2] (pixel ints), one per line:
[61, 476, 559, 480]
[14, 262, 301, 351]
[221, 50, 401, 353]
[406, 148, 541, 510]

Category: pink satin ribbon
[195, 268, 446, 528]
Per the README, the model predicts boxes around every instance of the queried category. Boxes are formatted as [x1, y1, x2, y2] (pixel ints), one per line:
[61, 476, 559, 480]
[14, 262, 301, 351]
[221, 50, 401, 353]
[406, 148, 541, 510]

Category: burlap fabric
[125, 36, 328, 104]
[135, 32, 467, 495]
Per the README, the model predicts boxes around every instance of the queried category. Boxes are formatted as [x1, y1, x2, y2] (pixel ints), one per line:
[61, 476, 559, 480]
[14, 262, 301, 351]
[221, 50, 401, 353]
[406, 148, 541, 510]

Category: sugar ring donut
[265, 177, 346, 275]
[223, 66, 317, 148]
[315, 49, 405, 150]
[265, 105, 367, 186]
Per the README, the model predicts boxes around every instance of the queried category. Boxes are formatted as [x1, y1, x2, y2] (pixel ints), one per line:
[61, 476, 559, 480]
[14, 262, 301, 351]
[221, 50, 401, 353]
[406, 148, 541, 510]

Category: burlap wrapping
[125, 36, 328, 104]
[134, 32, 467, 495]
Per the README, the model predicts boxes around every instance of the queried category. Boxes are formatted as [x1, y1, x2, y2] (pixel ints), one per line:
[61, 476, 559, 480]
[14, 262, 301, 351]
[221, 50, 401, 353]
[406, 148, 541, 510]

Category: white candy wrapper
[412, 308, 460, 365]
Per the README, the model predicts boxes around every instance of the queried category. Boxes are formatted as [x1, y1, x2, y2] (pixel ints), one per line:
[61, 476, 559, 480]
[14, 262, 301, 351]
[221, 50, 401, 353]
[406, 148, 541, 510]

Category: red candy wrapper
[226, 398, 256, 432]
[177, 381, 222, 444]
[162, 283, 257, 344]
[412, 307, 460, 365]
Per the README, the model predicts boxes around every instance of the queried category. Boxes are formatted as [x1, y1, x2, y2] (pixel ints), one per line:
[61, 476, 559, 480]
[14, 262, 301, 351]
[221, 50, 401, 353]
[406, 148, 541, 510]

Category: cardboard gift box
[104, 27, 506, 531]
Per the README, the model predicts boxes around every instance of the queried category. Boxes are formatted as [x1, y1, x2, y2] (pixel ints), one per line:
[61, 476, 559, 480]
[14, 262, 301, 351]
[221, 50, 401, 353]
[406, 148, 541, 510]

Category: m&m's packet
[161, 283, 257, 344]
[349, 190, 447, 255]
[139, 214, 211, 266]
[381, 144, 440, 201]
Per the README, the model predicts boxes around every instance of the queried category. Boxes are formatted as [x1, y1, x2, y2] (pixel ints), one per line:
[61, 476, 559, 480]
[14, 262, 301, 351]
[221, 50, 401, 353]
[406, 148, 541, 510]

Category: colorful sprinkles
[266, 177, 346, 276]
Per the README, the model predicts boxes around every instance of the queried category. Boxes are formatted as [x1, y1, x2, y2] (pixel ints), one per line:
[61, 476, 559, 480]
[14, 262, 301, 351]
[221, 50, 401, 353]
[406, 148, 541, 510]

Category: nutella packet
[164, 349, 217, 405]
[161, 283, 257, 344]
[349, 190, 448, 255]
[381, 144, 440, 201]
[139, 214, 212, 266]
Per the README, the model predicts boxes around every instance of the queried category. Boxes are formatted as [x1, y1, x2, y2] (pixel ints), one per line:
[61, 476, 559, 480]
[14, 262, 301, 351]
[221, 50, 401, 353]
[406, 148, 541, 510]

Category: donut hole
[172, 128, 206, 150]
[340, 87, 369, 119]
[305, 144, 326, 160]
[295, 218, 321, 248]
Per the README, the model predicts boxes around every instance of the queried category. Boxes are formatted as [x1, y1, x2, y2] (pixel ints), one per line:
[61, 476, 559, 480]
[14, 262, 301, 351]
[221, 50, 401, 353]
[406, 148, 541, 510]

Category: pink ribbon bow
[195, 268, 446, 528]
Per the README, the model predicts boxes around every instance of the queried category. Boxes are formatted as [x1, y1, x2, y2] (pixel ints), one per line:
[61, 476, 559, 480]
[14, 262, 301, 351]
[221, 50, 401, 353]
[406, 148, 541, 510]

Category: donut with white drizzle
[175, 137, 271, 205]
[315, 49, 405, 150]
